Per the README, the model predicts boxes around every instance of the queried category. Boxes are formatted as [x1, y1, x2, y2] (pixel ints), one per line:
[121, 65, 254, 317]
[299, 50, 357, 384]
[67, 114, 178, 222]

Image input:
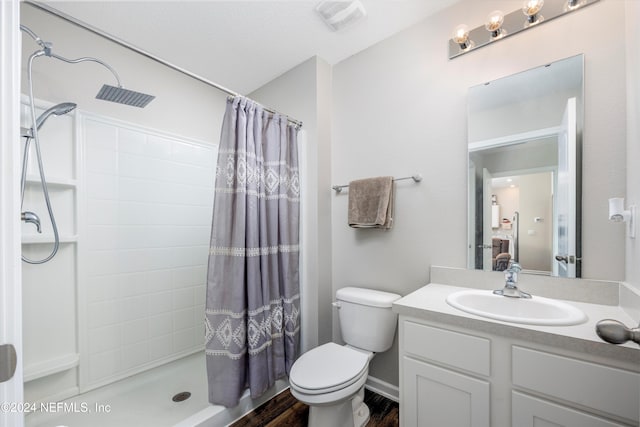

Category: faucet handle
[508, 261, 522, 273]
[505, 261, 520, 286]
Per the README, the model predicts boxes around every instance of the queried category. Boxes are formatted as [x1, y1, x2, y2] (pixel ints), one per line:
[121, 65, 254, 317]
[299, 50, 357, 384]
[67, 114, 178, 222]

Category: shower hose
[21, 49, 60, 264]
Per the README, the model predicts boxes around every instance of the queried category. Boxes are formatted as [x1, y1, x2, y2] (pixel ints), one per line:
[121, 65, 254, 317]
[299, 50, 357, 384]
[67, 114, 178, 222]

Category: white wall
[332, 0, 629, 386]
[80, 115, 214, 392]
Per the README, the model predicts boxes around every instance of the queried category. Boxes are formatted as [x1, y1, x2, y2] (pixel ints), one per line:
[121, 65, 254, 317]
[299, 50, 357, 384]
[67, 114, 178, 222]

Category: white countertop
[393, 283, 640, 365]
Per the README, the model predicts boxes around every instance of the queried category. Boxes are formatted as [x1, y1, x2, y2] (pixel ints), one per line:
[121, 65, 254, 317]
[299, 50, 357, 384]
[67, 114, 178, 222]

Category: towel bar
[332, 174, 422, 193]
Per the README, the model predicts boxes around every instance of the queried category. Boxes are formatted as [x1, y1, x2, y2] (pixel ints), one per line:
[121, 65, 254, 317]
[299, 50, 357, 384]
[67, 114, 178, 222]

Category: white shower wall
[80, 114, 216, 391]
[21, 98, 80, 404]
[22, 100, 217, 404]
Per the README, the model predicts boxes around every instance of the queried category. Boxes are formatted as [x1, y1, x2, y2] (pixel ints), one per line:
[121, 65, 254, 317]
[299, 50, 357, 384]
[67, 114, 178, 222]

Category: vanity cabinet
[398, 316, 640, 427]
[402, 354, 490, 427]
[401, 319, 491, 427]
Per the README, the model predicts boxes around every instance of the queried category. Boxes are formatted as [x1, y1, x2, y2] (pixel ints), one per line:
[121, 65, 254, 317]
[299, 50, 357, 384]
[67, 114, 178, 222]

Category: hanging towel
[348, 176, 394, 229]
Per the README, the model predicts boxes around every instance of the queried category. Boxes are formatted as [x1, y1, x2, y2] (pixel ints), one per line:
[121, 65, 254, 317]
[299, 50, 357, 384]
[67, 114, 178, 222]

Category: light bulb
[452, 24, 470, 49]
[565, 0, 584, 11]
[485, 10, 505, 38]
[523, 0, 544, 24]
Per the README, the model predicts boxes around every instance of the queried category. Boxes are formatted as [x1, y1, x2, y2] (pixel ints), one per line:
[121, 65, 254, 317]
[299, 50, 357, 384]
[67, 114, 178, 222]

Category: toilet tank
[336, 287, 402, 353]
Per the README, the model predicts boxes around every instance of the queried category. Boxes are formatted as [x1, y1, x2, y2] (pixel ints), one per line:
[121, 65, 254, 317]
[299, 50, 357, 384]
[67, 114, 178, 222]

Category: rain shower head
[96, 84, 155, 108]
[35, 102, 77, 130]
[20, 24, 155, 109]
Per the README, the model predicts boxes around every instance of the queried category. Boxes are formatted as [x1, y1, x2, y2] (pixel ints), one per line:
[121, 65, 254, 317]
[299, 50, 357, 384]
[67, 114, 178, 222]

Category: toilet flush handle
[332, 301, 341, 309]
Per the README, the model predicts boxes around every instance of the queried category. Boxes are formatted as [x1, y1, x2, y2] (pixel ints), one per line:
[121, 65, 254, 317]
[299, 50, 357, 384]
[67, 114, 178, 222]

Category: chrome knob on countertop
[595, 319, 640, 346]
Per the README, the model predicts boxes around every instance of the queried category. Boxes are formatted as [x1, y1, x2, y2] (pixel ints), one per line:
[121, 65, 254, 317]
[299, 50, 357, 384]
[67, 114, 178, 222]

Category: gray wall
[332, 0, 629, 386]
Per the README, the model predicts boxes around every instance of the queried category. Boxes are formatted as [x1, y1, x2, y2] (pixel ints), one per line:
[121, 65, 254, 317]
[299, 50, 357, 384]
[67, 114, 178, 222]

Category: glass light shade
[565, 0, 584, 10]
[452, 24, 470, 45]
[485, 10, 504, 32]
[522, 0, 544, 17]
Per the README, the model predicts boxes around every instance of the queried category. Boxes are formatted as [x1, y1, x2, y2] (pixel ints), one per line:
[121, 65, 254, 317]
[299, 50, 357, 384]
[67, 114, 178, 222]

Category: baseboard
[365, 375, 399, 402]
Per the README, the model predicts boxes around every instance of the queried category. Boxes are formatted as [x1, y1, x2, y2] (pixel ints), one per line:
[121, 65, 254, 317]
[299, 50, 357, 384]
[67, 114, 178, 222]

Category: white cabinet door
[402, 356, 490, 427]
[512, 392, 629, 427]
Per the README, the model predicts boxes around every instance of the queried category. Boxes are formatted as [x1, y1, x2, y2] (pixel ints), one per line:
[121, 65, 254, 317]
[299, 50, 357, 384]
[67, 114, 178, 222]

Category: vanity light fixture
[449, 0, 599, 59]
[485, 10, 505, 39]
[608, 197, 636, 239]
[523, 0, 544, 25]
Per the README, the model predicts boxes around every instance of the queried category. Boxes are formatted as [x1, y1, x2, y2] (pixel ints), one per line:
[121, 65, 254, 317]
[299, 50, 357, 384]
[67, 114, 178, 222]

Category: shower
[19, 24, 155, 264]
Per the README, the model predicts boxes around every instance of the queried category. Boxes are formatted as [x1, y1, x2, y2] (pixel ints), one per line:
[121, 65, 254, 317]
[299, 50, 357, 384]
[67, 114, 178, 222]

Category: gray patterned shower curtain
[205, 96, 300, 408]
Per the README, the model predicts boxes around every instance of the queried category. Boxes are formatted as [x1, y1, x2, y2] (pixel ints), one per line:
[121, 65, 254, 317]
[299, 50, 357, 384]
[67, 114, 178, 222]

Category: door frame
[0, 1, 24, 426]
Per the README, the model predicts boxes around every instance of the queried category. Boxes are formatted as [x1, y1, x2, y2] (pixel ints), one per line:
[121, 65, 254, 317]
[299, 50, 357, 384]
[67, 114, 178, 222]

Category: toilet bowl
[290, 343, 373, 427]
[289, 287, 401, 427]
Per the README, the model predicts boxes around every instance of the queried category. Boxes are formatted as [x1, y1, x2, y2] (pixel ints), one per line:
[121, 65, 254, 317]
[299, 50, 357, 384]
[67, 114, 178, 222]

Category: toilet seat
[290, 343, 369, 395]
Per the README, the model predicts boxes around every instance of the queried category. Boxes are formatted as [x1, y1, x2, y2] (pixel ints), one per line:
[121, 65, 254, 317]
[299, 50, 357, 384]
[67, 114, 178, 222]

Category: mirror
[467, 54, 583, 277]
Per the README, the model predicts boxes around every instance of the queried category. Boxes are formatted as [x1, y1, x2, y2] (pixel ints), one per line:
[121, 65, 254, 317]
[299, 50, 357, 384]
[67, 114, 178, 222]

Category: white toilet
[289, 286, 401, 427]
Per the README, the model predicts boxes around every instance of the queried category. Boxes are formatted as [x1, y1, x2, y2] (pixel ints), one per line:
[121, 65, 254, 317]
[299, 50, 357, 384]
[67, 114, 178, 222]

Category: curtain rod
[23, 1, 303, 128]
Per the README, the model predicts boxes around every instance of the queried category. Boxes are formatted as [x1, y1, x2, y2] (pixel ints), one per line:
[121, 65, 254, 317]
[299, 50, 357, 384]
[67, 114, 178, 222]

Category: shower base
[26, 352, 210, 427]
[25, 351, 288, 427]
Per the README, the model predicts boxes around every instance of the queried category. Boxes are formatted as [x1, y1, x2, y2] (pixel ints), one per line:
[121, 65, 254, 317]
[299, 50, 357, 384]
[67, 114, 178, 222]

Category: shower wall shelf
[25, 175, 78, 188]
[24, 353, 80, 382]
[22, 235, 78, 244]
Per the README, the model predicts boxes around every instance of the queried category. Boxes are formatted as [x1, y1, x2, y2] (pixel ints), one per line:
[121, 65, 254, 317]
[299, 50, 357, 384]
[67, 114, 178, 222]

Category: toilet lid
[290, 343, 368, 392]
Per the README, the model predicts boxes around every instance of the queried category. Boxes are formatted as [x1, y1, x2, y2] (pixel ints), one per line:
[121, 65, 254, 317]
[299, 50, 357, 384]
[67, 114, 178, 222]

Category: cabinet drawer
[512, 346, 640, 423]
[512, 391, 629, 427]
[403, 321, 490, 376]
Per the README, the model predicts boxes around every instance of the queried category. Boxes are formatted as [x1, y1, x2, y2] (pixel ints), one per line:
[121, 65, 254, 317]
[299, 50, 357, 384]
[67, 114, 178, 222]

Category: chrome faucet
[493, 261, 531, 298]
[21, 211, 42, 233]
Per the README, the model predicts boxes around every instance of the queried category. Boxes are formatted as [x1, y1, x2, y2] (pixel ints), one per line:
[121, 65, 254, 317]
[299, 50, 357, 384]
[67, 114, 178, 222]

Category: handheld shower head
[35, 102, 77, 130]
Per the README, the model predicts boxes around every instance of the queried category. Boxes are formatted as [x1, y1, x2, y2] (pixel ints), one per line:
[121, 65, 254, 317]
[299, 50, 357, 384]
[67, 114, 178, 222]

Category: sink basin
[446, 290, 587, 326]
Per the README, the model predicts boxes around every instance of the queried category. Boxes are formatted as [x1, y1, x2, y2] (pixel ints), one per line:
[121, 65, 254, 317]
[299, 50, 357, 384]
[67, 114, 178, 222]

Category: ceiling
[39, 0, 460, 94]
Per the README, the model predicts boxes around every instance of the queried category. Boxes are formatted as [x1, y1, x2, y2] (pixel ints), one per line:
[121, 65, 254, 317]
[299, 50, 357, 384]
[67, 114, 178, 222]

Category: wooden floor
[230, 388, 399, 427]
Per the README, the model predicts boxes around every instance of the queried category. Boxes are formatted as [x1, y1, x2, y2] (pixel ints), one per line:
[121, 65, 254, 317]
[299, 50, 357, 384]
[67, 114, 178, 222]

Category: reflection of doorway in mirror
[492, 172, 553, 273]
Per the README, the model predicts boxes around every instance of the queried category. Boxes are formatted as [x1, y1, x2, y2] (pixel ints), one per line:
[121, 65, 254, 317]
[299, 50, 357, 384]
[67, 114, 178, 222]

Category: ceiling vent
[315, 1, 367, 32]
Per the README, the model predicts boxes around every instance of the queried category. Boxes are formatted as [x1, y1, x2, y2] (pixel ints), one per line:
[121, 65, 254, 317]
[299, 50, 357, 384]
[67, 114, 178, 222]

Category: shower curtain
[205, 96, 300, 408]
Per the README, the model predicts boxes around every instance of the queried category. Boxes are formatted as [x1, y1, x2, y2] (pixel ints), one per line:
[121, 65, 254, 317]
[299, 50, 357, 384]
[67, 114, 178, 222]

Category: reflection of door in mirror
[483, 168, 493, 270]
[467, 54, 582, 278]
[554, 97, 577, 277]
